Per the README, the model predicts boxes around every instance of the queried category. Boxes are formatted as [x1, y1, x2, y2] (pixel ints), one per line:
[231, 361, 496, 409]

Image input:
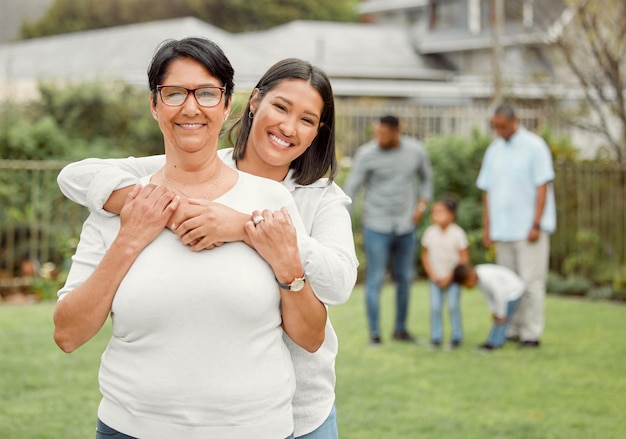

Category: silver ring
[253, 215, 265, 225]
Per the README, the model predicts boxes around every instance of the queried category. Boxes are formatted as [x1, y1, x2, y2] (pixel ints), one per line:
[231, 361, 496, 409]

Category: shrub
[423, 129, 491, 265]
[586, 285, 614, 301]
[547, 273, 592, 296]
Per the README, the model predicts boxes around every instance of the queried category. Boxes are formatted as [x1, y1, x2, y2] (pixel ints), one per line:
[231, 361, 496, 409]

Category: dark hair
[452, 264, 473, 285]
[493, 102, 516, 120]
[228, 58, 337, 185]
[148, 37, 235, 107]
[379, 115, 400, 129]
[438, 195, 458, 214]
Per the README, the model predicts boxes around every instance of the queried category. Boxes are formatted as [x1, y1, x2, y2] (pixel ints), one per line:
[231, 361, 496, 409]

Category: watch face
[291, 278, 305, 292]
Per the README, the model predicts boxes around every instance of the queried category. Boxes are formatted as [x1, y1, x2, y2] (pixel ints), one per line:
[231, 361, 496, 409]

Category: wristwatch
[277, 273, 306, 292]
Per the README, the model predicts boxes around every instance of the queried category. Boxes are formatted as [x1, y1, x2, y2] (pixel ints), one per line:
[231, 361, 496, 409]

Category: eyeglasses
[156, 85, 226, 108]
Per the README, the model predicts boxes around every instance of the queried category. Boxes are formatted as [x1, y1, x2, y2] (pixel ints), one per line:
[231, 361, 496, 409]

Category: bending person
[57, 57, 358, 439]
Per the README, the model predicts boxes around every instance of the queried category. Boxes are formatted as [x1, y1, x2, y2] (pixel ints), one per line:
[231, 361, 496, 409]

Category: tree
[20, 0, 359, 38]
[540, 0, 626, 161]
[0, 80, 163, 160]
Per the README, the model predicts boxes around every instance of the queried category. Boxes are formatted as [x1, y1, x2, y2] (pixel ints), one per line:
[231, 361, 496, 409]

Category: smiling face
[242, 79, 323, 181]
[152, 57, 231, 161]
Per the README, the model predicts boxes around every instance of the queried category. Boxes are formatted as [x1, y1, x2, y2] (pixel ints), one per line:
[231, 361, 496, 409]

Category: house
[0, 1, 573, 102]
[358, 0, 577, 100]
[0, 1, 602, 156]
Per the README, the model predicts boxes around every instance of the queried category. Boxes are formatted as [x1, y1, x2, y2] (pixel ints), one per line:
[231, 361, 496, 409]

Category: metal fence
[334, 100, 548, 157]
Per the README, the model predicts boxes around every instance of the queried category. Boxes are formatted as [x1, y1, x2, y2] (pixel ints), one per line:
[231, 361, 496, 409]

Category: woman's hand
[118, 184, 180, 251]
[169, 198, 248, 251]
[244, 207, 302, 280]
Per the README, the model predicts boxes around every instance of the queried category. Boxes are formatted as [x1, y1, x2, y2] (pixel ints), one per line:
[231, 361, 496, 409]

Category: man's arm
[412, 145, 433, 224]
[342, 150, 368, 211]
[528, 183, 548, 242]
[416, 144, 434, 202]
[482, 192, 491, 248]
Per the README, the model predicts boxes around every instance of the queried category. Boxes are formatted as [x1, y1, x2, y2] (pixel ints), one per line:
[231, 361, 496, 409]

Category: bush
[423, 129, 491, 265]
[547, 273, 592, 296]
[586, 285, 614, 301]
[0, 80, 164, 161]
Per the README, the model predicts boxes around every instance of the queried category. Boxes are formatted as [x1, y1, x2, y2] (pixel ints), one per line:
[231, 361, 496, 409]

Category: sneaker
[429, 340, 441, 350]
[518, 340, 540, 349]
[445, 340, 461, 351]
[392, 330, 416, 343]
[479, 343, 497, 351]
[369, 335, 382, 346]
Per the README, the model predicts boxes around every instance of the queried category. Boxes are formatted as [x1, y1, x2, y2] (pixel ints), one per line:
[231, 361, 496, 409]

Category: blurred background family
[343, 104, 555, 352]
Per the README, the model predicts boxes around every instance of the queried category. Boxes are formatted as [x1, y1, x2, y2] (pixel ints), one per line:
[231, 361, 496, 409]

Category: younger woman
[420, 197, 469, 349]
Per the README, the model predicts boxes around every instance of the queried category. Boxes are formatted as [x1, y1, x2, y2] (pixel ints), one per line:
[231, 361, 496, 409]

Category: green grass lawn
[1, 282, 624, 438]
[332, 283, 626, 439]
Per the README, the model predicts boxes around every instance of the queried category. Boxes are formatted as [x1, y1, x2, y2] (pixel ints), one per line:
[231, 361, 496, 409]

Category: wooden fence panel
[551, 161, 626, 274]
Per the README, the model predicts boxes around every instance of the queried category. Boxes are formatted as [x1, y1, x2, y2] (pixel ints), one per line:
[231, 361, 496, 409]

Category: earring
[152, 113, 158, 120]
[248, 111, 254, 119]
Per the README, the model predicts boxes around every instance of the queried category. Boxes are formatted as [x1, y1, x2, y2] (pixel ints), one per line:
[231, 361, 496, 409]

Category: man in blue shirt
[477, 103, 556, 348]
[344, 115, 433, 345]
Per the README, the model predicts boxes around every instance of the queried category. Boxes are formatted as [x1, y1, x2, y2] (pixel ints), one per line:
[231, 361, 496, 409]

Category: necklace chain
[161, 165, 223, 199]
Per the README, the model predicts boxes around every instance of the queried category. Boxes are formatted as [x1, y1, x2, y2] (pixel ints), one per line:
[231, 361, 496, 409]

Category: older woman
[53, 38, 326, 439]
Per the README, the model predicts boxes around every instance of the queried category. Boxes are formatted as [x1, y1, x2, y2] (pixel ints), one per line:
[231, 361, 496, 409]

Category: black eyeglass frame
[155, 85, 226, 108]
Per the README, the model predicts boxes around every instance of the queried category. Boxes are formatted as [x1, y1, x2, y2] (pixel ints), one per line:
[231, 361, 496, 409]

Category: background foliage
[19, 0, 359, 38]
[423, 130, 492, 266]
[1, 81, 161, 160]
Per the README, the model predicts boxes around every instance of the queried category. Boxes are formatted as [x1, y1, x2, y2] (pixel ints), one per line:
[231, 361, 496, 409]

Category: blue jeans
[363, 227, 416, 337]
[486, 298, 521, 347]
[96, 419, 294, 439]
[429, 281, 462, 343]
[297, 404, 337, 439]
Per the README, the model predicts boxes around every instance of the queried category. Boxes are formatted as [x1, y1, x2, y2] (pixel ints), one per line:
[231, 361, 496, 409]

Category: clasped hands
[120, 184, 297, 255]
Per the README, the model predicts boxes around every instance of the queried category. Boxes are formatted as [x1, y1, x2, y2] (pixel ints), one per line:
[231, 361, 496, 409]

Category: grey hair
[493, 102, 516, 120]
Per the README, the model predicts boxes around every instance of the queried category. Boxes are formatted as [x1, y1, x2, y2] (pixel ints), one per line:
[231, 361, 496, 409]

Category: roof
[0, 17, 454, 100]
[0, 17, 268, 90]
[417, 27, 550, 55]
[357, 0, 428, 14]
[235, 20, 453, 81]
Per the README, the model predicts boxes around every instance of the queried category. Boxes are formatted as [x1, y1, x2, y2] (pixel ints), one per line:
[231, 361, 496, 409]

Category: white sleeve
[57, 213, 108, 301]
[296, 184, 358, 306]
[57, 155, 165, 216]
